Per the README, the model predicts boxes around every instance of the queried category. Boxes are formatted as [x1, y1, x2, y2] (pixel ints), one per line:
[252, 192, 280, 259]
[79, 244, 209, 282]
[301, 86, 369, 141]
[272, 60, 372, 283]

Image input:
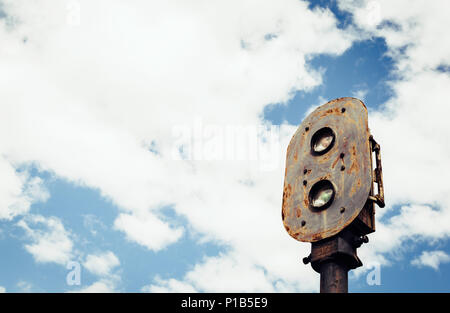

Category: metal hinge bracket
[368, 135, 385, 208]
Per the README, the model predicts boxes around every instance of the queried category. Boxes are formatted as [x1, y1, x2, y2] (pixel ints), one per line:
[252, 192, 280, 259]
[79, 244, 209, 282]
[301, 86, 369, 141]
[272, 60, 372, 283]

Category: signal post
[282, 97, 385, 293]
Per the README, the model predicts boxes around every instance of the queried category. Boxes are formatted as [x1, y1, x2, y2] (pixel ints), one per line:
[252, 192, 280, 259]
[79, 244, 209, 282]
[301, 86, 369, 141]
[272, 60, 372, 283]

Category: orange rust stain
[342, 138, 349, 155]
[296, 207, 302, 218]
[329, 98, 339, 104]
[348, 161, 358, 174]
[347, 145, 359, 174]
[283, 184, 292, 199]
[301, 186, 309, 215]
[294, 151, 298, 162]
[349, 178, 361, 197]
[350, 185, 356, 197]
[331, 154, 340, 169]
[319, 107, 342, 118]
[344, 100, 353, 106]
[282, 184, 292, 218]
[318, 153, 331, 163]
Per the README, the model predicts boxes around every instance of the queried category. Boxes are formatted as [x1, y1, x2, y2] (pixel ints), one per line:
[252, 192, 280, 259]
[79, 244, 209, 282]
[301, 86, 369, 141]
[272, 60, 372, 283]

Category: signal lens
[309, 180, 335, 210]
[311, 127, 335, 155]
[312, 188, 333, 207]
[314, 135, 333, 152]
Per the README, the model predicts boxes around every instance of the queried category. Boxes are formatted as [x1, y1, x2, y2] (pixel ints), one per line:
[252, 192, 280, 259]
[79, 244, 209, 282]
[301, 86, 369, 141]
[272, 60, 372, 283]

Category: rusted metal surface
[282, 97, 373, 242]
[369, 136, 385, 208]
[311, 228, 364, 293]
[309, 228, 362, 273]
[351, 135, 384, 236]
[352, 199, 375, 235]
[320, 261, 348, 293]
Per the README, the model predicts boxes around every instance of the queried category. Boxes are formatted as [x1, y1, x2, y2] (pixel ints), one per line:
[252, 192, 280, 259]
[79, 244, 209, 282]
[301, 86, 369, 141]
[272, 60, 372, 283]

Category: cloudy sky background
[0, 0, 449, 292]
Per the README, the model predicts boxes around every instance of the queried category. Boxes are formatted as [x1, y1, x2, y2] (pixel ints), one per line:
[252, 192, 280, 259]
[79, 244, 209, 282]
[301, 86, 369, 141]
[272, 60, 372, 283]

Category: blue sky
[0, 0, 449, 293]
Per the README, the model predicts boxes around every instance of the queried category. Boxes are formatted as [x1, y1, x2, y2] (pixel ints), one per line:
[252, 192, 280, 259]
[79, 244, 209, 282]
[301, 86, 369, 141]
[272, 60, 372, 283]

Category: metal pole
[307, 229, 361, 293]
[320, 261, 348, 293]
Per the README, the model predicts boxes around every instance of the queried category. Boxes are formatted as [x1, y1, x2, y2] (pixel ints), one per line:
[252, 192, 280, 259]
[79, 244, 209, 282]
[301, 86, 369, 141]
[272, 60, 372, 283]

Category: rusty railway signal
[282, 97, 385, 293]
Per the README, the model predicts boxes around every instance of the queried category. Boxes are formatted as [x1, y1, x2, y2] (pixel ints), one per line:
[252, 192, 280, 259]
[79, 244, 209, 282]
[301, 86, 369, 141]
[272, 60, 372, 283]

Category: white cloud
[339, 0, 450, 74]
[82, 214, 105, 236]
[142, 277, 197, 293]
[71, 251, 121, 293]
[411, 250, 450, 270]
[0, 159, 49, 220]
[146, 250, 318, 293]
[176, 254, 276, 293]
[83, 251, 120, 276]
[114, 212, 184, 252]
[351, 89, 368, 101]
[17, 215, 73, 265]
[73, 279, 117, 293]
[0, 286, 5, 293]
[16, 281, 33, 293]
[70, 251, 122, 293]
